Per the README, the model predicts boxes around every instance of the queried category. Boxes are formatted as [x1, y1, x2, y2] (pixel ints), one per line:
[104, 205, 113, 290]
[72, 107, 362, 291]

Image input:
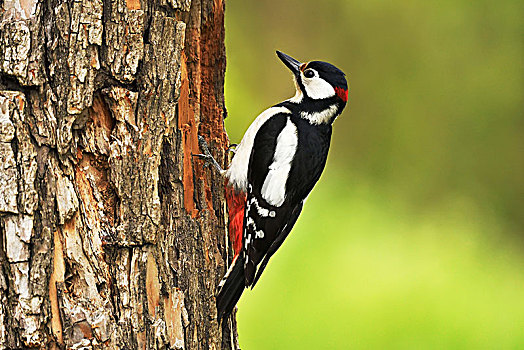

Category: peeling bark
[0, 0, 235, 348]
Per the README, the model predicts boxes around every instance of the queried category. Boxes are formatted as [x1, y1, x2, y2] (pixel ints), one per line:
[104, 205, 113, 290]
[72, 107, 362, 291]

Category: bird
[196, 51, 349, 321]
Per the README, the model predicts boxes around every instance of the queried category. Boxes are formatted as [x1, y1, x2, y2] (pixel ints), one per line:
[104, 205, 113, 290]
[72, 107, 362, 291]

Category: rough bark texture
[0, 0, 237, 348]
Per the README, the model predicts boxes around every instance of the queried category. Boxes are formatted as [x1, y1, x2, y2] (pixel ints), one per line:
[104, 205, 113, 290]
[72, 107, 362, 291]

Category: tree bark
[0, 0, 237, 348]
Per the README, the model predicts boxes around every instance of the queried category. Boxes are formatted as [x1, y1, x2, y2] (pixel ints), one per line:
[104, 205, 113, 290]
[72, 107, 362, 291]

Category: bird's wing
[243, 113, 331, 287]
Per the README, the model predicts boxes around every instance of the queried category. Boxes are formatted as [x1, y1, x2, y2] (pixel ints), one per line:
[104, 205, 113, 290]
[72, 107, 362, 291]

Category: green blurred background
[223, 0, 524, 348]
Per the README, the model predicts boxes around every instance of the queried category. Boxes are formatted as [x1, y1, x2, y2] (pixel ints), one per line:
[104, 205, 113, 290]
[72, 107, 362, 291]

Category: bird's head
[276, 51, 349, 106]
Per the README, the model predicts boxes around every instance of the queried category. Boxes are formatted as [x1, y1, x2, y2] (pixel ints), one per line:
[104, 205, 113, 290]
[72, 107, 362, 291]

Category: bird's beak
[276, 51, 301, 75]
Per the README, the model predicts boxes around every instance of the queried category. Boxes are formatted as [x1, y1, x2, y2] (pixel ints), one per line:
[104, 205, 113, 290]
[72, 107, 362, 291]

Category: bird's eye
[304, 69, 315, 78]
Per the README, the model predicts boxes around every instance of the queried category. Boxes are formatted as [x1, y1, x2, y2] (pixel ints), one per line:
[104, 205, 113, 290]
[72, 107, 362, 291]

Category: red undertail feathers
[225, 183, 246, 257]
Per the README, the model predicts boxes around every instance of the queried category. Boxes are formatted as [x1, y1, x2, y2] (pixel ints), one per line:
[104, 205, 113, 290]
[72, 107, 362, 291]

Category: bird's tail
[216, 255, 245, 320]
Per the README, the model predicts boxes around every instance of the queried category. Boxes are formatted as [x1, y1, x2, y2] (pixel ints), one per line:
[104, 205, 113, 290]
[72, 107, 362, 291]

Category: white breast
[226, 106, 291, 191]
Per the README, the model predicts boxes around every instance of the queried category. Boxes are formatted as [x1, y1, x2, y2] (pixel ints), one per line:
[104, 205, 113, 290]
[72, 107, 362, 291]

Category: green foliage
[225, 0, 524, 347]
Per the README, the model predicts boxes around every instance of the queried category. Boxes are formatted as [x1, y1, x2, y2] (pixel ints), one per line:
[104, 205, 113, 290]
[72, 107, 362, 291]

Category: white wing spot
[261, 118, 298, 207]
[246, 217, 254, 227]
[252, 197, 273, 217]
[226, 107, 291, 191]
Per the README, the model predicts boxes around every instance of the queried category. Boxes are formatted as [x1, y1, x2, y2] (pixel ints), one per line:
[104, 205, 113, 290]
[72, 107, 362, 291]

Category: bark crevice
[0, 0, 235, 348]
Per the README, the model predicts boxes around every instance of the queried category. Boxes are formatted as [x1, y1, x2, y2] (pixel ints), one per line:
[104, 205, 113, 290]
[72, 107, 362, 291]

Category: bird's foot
[192, 135, 225, 173]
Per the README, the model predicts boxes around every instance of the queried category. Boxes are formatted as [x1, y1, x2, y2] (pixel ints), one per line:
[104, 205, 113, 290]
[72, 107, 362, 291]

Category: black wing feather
[243, 112, 332, 287]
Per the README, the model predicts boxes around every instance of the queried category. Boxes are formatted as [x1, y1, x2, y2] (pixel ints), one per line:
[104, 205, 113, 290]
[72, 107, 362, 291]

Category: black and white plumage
[216, 51, 349, 320]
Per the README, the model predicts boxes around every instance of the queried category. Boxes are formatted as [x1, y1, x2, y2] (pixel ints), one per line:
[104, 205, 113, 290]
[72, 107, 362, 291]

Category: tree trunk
[0, 0, 237, 348]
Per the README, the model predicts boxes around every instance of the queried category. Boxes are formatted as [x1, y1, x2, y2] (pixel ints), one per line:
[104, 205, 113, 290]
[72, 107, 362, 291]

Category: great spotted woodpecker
[199, 51, 348, 320]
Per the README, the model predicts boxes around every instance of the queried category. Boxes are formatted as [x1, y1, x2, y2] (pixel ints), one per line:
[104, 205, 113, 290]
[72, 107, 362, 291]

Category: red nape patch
[335, 87, 348, 102]
[225, 184, 247, 257]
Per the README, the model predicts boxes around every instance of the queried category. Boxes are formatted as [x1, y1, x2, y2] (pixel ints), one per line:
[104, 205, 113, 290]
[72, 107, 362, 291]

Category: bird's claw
[194, 135, 225, 173]
[192, 153, 212, 168]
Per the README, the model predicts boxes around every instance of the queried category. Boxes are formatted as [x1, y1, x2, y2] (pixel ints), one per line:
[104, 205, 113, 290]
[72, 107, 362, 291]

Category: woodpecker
[200, 51, 349, 320]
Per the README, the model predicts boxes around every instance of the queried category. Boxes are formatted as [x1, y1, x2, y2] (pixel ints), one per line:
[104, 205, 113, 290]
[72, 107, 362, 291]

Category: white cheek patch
[261, 118, 298, 207]
[303, 76, 336, 100]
